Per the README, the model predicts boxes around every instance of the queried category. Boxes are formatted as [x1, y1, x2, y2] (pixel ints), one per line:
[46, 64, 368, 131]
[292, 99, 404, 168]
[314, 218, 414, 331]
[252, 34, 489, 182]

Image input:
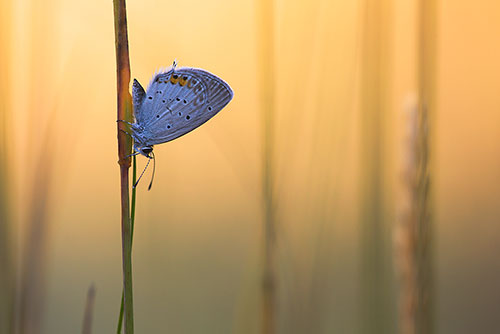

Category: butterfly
[122, 61, 234, 189]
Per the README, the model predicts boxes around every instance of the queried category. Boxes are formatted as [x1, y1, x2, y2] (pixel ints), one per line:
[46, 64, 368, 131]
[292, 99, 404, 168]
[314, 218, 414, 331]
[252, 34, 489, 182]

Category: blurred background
[0, 0, 499, 333]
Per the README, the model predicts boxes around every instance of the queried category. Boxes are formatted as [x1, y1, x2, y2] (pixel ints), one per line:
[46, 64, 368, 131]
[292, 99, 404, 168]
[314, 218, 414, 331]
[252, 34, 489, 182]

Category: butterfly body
[131, 64, 233, 157]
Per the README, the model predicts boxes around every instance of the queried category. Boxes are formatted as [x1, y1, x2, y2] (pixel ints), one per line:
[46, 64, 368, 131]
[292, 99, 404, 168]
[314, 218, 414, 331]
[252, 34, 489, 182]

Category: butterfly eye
[183, 100, 187, 104]
[208, 106, 212, 111]
[178, 112, 182, 116]
[148, 96, 152, 100]
[167, 124, 171, 129]
[176, 97, 180, 101]
[186, 115, 191, 120]
[162, 100, 166, 103]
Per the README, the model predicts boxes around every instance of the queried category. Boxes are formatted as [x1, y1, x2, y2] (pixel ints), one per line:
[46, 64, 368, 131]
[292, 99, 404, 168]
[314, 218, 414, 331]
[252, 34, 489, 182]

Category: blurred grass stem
[359, 0, 394, 332]
[81, 284, 96, 334]
[413, 0, 436, 331]
[256, 0, 277, 332]
[18, 128, 55, 334]
[394, 1, 436, 332]
[0, 0, 14, 331]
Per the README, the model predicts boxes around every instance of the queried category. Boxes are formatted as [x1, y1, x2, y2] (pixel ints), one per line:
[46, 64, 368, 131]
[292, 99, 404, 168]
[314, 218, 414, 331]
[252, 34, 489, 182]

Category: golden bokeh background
[0, 0, 499, 333]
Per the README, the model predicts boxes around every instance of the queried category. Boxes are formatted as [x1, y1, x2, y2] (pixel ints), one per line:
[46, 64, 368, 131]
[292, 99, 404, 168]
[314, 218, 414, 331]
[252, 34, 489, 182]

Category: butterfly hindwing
[189, 68, 233, 113]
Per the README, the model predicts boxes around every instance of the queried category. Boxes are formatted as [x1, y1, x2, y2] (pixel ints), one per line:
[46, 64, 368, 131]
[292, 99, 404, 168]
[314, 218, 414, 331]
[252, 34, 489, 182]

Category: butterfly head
[135, 144, 154, 158]
[132, 145, 156, 190]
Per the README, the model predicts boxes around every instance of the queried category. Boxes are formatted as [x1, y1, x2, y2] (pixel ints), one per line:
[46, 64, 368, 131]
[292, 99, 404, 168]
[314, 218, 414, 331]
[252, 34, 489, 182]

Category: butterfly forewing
[138, 67, 233, 145]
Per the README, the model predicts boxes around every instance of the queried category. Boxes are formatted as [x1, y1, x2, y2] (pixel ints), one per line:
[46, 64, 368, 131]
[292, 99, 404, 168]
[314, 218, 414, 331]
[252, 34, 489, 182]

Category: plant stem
[359, 0, 393, 332]
[117, 156, 137, 334]
[113, 0, 134, 332]
[395, 2, 436, 333]
[414, 0, 436, 331]
[256, 0, 276, 332]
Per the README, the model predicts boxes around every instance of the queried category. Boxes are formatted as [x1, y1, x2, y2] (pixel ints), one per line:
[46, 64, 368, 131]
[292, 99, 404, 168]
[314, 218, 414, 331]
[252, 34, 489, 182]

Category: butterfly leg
[118, 129, 140, 158]
[119, 128, 134, 138]
[117, 119, 135, 127]
[117, 119, 135, 138]
[126, 152, 140, 158]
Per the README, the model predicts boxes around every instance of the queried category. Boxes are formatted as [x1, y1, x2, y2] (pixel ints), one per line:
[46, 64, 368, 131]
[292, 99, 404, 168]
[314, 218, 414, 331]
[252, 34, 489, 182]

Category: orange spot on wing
[170, 75, 180, 84]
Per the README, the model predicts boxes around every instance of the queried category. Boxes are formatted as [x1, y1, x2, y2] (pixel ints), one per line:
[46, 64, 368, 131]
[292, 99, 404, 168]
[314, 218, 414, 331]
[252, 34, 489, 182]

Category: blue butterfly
[121, 61, 233, 189]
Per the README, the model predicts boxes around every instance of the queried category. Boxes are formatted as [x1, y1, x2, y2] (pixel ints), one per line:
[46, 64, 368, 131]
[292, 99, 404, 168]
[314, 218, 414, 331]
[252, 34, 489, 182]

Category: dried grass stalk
[112, 0, 134, 332]
[395, 98, 431, 334]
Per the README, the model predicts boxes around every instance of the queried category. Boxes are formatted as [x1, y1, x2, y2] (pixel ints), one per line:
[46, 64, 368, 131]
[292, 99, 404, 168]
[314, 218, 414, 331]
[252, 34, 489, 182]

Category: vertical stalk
[0, 0, 13, 331]
[395, 1, 435, 333]
[396, 100, 429, 334]
[415, 0, 435, 331]
[113, 0, 134, 333]
[359, 0, 393, 332]
[256, 0, 276, 332]
[117, 156, 137, 334]
[18, 131, 55, 334]
[81, 284, 96, 334]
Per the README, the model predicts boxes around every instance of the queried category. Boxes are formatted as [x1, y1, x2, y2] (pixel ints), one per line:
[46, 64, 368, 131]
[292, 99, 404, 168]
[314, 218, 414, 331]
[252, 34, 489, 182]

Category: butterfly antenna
[148, 152, 156, 191]
[133, 157, 151, 189]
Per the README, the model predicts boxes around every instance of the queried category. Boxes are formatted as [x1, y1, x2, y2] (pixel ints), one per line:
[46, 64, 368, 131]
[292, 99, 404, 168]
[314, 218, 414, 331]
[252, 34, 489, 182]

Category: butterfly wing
[137, 67, 233, 145]
[132, 79, 147, 123]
